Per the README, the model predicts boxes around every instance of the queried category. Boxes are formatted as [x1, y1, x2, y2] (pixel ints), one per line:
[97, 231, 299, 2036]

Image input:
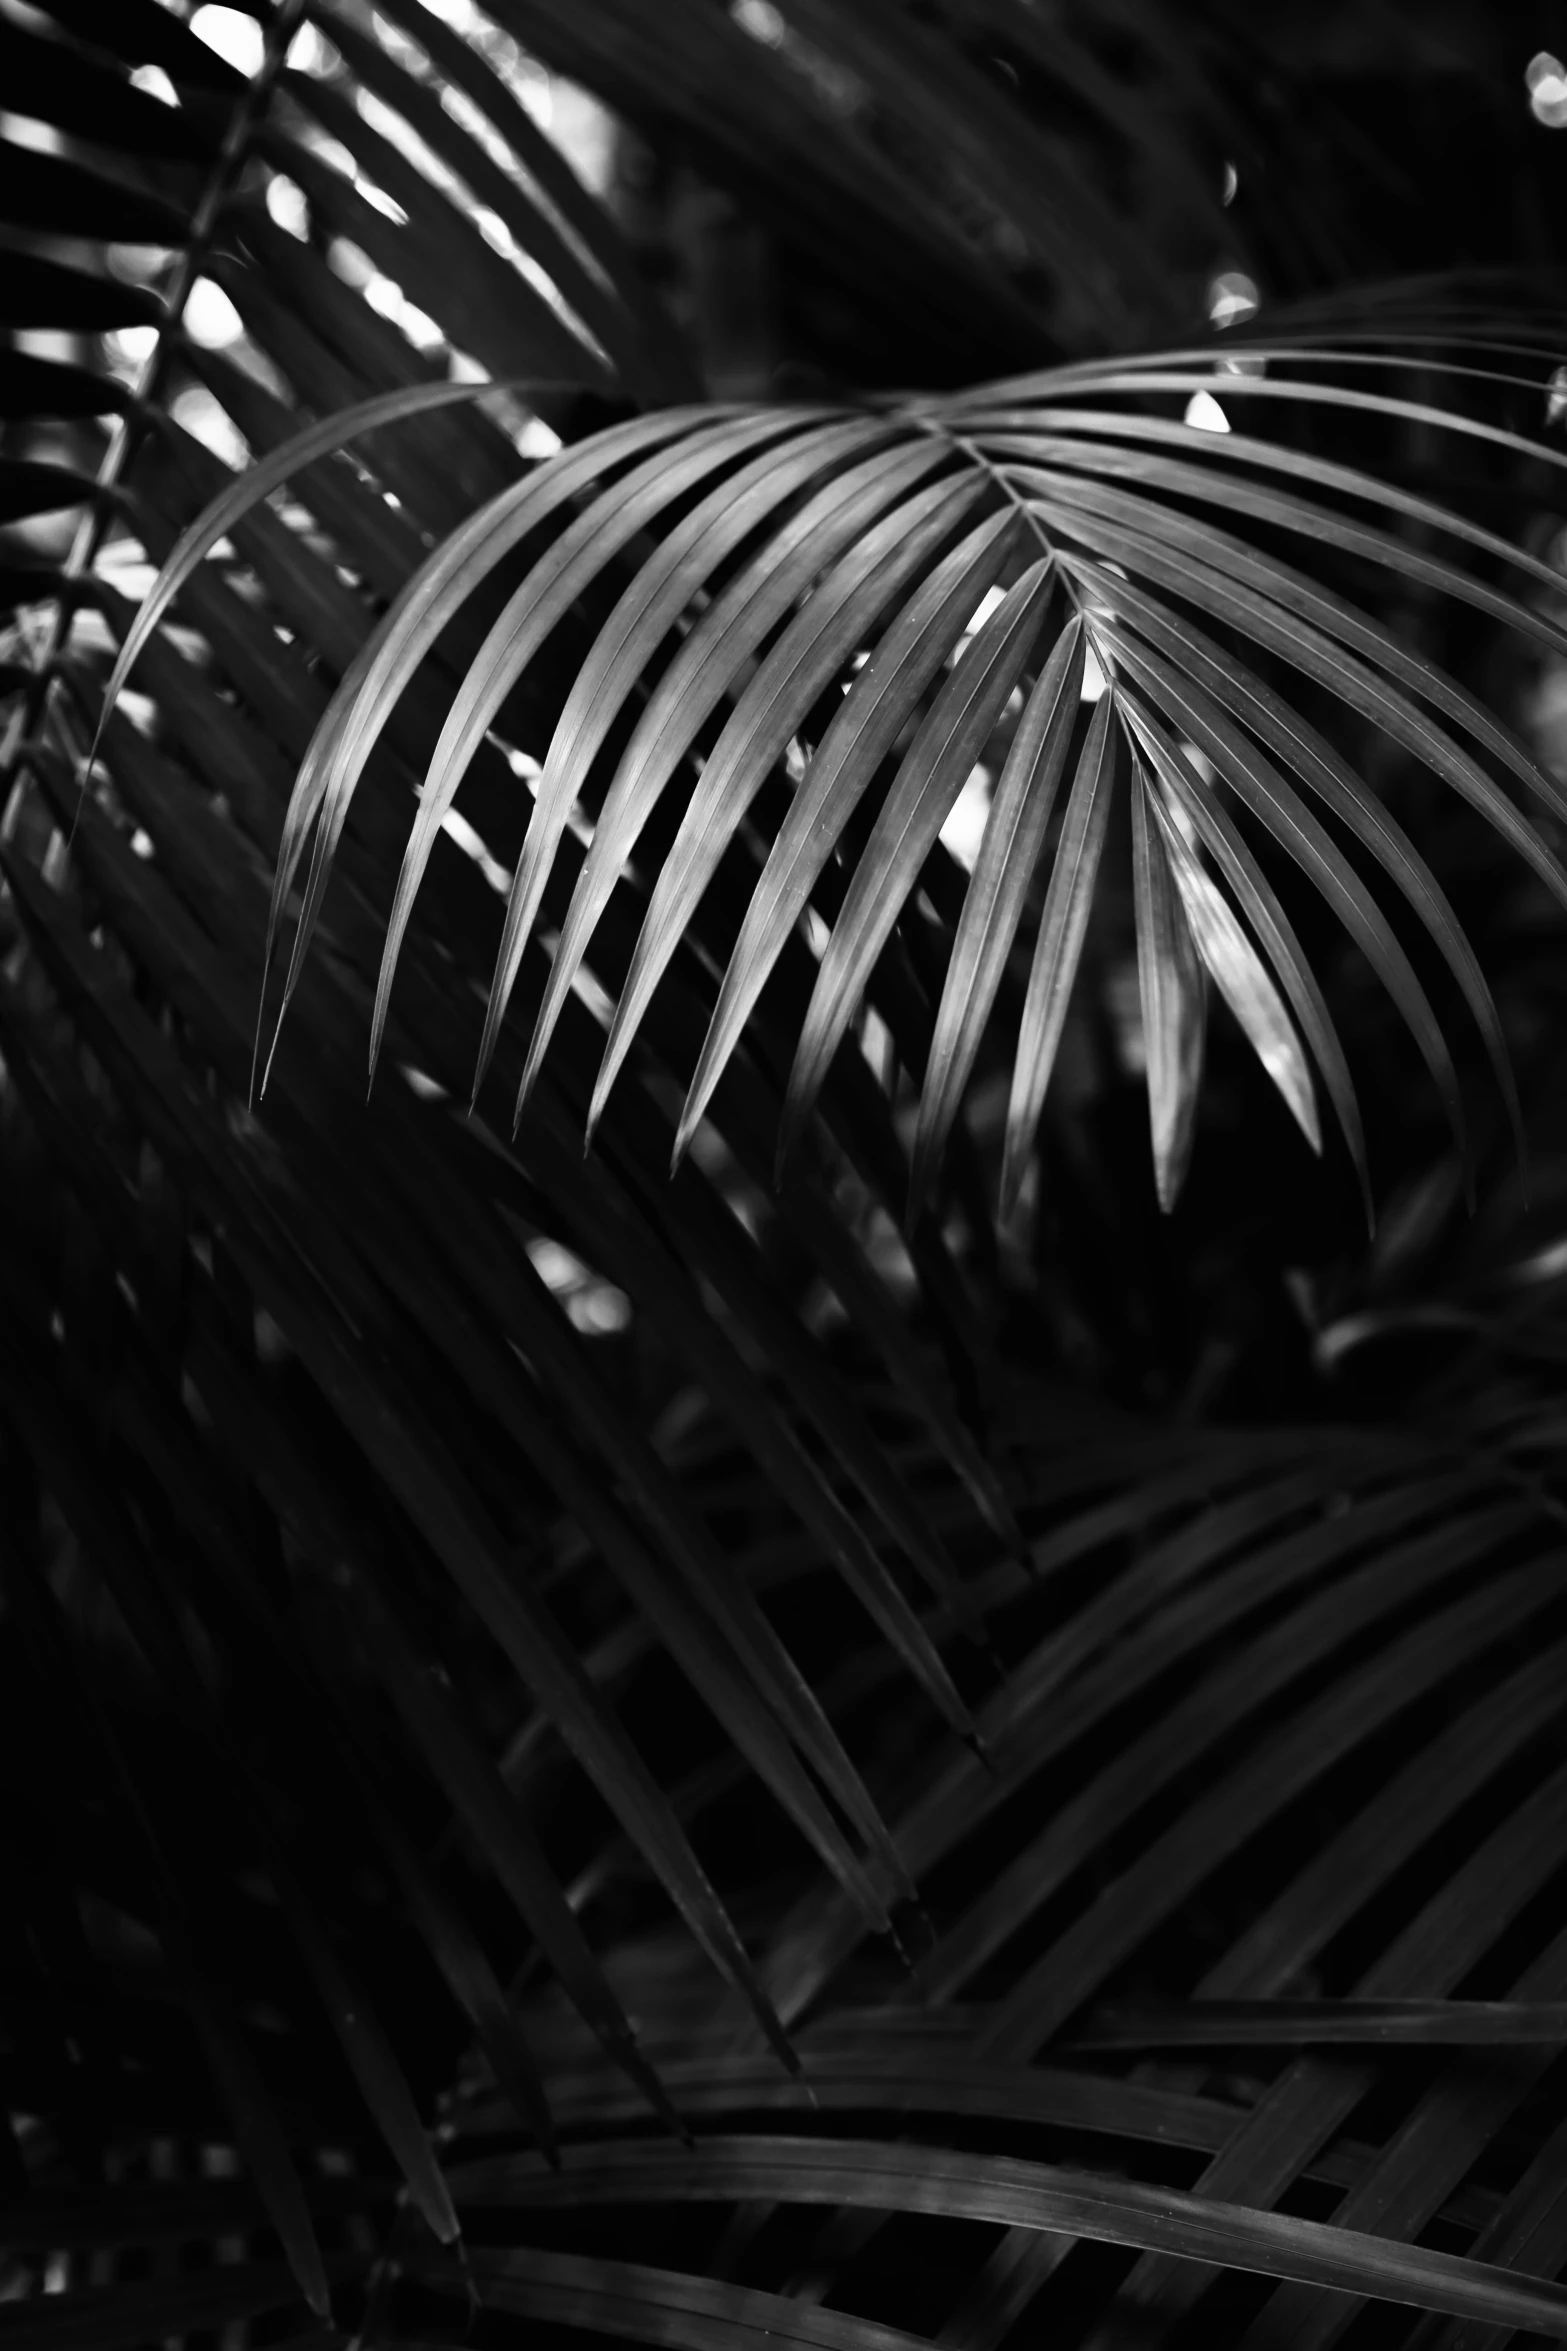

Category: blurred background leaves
[8, 4, 1567, 2350]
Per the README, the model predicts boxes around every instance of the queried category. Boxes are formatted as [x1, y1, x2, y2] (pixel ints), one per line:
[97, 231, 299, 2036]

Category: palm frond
[8, 7, 1567, 2350]
[153, 344, 1567, 1222]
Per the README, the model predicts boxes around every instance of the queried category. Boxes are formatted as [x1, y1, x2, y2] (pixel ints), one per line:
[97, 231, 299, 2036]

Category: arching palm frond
[159, 342, 1567, 1225]
[8, 5, 1567, 2349]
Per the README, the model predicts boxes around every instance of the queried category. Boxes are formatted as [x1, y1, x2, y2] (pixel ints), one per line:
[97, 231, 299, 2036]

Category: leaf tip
[472, 997, 512, 1121]
[508, 1049, 546, 1144]
[585, 1056, 619, 1152]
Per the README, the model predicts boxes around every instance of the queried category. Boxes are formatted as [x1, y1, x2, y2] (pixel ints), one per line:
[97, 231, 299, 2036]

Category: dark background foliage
[7, 4, 1567, 2350]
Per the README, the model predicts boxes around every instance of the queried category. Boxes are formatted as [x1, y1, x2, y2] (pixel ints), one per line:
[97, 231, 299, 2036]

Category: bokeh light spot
[190, 5, 263, 77]
[1527, 53, 1567, 126]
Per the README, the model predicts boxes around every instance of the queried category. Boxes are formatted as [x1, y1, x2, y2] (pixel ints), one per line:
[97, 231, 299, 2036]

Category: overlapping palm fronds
[0, 0, 1021, 2291]
[144, 336, 1567, 1224]
[6, 3, 1567, 2349]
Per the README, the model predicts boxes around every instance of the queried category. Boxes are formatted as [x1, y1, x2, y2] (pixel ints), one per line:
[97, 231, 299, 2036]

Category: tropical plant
[6, 4, 1567, 2349]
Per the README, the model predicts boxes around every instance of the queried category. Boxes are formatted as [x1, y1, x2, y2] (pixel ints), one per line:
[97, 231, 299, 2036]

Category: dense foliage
[6, 5, 1567, 2349]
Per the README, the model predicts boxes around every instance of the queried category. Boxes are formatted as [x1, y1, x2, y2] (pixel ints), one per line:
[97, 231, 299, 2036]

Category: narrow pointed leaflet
[371, 410, 830, 1077]
[1000, 687, 1118, 1218]
[1140, 741, 1320, 1153]
[255, 404, 725, 1087]
[1101, 622, 1474, 1186]
[445, 2134, 1567, 2335]
[778, 559, 1056, 1173]
[676, 504, 1016, 1168]
[909, 617, 1084, 1224]
[587, 475, 993, 1142]
[1130, 760, 1207, 1211]
[493, 432, 949, 1115]
[466, 415, 886, 1102]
